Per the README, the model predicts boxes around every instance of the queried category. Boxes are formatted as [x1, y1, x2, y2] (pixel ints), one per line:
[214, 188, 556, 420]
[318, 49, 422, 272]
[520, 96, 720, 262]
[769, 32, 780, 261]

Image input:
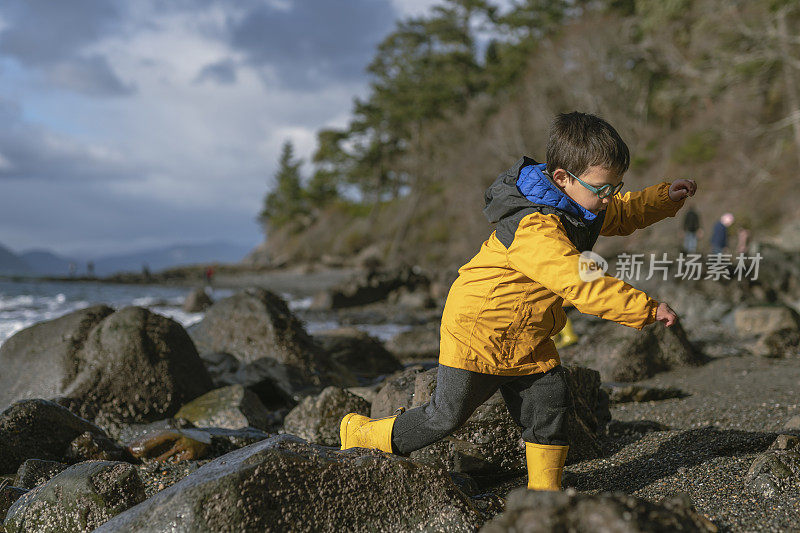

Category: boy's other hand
[669, 179, 697, 201]
[656, 303, 678, 327]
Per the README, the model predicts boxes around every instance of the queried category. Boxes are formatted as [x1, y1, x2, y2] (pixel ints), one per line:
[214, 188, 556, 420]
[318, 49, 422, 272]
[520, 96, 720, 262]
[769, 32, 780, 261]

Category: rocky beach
[1, 245, 800, 532]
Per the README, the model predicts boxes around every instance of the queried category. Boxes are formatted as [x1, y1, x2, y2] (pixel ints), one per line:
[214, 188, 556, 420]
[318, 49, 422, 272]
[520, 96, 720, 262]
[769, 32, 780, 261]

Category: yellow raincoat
[439, 158, 685, 376]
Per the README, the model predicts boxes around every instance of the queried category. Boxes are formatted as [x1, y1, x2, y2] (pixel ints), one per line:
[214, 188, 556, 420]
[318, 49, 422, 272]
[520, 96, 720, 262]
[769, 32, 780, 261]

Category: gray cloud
[0, 177, 262, 257]
[0, 94, 265, 256]
[0, 0, 131, 96]
[0, 98, 140, 181]
[48, 55, 135, 97]
[0, 0, 121, 64]
[0, 0, 401, 95]
[0, 0, 416, 256]
[195, 58, 238, 85]
[228, 0, 396, 89]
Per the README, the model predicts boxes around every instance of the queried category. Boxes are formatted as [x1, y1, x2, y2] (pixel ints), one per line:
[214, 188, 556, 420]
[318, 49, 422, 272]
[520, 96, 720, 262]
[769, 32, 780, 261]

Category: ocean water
[0, 279, 409, 348]
[0, 279, 233, 346]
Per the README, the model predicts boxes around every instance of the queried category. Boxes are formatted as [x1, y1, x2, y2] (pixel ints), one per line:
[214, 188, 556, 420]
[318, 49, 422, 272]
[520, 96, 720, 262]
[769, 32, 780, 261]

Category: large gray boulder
[175, 385, 275, 432]
[374, 366, 608, 475]
[562, 365, 611, 460]
[0, 306, 214, 432]
[735, 305, 800, 357]
[751, 244, 800, 303]
[63, 431, 129, 463]
[734, 306, 800, 337]
[188, 288, 356, 391]
[182, 287, 213, 313]
[385, 325, 440, 361]
[3, 461, 146, 533]
[560, 320, 704, 382]
[313, 328, 403, 382]
[0, 305, 113, 406]
[283, 386, 371, 446]
[370, 365, 429, 418]
[0, 400, 109, 474]
[662, 281, 733, 329]
[480, 489, 717, 532]
[310, 266, 430, 310]
[15, 460, 68, 490]
[96, 435, 483, 532]
[750, 328, 800, 358]
[205, 353, 302, 410]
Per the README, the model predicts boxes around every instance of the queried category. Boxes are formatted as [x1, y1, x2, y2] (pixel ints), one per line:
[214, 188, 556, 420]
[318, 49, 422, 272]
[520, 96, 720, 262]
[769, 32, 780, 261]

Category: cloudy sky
[0, 0, 439, 258]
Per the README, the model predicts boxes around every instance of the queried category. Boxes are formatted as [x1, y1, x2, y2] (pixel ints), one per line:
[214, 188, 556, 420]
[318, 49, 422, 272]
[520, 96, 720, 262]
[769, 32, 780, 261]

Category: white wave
[0, 295, 35, 310]
[304, 320, 340, 334]
[0, 280, 221, 346]
[358, 324, 413, 342]
[148, 306, 204, 328]
[304, 321, 412, 342]
[288, 296, 314, 311]
[132, 296, 159, 306]
[0, 320, 29, 342]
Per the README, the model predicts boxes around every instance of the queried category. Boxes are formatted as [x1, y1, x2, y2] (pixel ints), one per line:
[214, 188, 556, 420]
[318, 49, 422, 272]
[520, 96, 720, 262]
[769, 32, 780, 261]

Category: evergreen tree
[259, 140, 305, 231]
[294, 0, 587, 205]
[483, 0, 578, 93]
[307, 129, 346, 205]
[343, 2, 493, 199]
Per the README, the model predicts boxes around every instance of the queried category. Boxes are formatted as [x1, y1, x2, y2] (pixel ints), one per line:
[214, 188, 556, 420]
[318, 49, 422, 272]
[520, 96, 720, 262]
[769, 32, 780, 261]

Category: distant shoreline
[0, 264, 360, 298]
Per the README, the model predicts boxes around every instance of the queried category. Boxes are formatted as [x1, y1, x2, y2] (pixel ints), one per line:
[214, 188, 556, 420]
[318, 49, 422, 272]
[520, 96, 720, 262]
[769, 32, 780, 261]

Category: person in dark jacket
[683, 207, 700, 253]
[711, 213, 734, 254]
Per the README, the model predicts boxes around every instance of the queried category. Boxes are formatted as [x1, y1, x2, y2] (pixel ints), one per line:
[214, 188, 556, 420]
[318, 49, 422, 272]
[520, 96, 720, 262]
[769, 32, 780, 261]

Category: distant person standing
[68, 262, 77, 277]
[736, 226, 751, 255]
[711, 213, 734, 254]
[204, 266, 215, 287]
[682, 206, 700, 253]
[87, 261, 95, 277]
[142, 262, 151, 281]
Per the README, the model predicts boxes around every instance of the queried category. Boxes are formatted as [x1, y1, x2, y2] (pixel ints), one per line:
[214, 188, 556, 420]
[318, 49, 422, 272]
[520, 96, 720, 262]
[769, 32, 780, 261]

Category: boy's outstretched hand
[669, 179, 697, 201]
[656, 302, 678, 327]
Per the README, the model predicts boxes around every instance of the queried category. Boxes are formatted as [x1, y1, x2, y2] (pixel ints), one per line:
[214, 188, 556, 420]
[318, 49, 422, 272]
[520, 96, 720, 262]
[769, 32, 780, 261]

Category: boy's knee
[542, 366, 571, 409]
[431, 406, 471, 433]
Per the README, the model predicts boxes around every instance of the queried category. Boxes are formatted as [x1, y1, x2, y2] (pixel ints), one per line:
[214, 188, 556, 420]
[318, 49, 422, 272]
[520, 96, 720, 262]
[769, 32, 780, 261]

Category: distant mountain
[21, 250, 79, 276]
[91, 241, 252, 276]
[1, 241, 251, 278]
[0, 243, 33, 275]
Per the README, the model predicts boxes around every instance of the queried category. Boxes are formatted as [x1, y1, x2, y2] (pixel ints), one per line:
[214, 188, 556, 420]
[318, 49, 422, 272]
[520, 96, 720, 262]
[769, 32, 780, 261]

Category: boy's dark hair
[545, 112, 630, 178]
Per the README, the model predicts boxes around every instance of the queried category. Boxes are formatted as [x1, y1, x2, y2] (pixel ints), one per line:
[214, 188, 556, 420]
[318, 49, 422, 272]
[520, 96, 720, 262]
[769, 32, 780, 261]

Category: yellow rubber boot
[526, 442, 569, 490]
[554, 318, 578, 349]
[339, 413, 397, 453]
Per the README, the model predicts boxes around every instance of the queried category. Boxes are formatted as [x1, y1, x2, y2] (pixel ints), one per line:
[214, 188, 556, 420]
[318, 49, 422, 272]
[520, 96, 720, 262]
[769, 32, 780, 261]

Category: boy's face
[551, 165, 623, 215]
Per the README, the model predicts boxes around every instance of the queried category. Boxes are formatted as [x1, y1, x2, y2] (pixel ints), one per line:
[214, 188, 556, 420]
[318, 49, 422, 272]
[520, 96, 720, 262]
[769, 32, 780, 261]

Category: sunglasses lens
[600, 183, 623, 198]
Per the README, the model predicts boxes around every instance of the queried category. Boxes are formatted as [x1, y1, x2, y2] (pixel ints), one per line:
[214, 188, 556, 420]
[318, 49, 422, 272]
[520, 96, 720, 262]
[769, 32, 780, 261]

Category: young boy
[340, 112, 697, 490]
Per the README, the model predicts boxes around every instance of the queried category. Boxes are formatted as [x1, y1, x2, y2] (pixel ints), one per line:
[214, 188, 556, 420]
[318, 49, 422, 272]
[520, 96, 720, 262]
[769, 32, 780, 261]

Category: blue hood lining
[516, 163, 597, 222]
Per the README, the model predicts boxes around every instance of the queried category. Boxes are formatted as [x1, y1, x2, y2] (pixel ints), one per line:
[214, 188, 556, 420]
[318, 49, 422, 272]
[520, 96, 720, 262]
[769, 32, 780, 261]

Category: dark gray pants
[391, 364, 571, 455]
